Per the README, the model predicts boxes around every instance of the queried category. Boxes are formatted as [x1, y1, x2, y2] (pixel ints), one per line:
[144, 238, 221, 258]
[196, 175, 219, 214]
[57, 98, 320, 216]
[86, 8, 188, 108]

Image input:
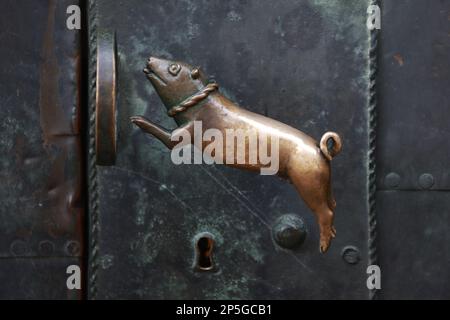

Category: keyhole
[196, 235, 214, 271]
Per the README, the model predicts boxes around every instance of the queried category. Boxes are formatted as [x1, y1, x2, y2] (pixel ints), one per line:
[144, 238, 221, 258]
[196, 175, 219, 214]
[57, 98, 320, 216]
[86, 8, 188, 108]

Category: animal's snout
[147, 56, 165, 68]
[146, 56, 155, 70]
[145, 56, 160, 74]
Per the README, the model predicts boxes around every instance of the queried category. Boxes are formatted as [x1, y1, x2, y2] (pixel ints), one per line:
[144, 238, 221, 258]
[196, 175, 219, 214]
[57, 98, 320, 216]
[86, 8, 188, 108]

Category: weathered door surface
[0, 0, 85, 299]
[0, 0, 449, 300]
[88, 0, 371, 299]
[376, 1, 450, 299]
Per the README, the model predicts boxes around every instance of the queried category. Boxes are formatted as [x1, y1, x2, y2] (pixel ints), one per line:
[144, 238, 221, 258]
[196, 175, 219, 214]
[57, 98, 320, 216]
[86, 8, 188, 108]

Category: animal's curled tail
[319, 132, 342, 161]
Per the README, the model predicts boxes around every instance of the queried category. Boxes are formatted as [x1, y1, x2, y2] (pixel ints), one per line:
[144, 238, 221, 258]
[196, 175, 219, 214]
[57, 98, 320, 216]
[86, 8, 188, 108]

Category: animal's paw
[319, 225, 336, 253]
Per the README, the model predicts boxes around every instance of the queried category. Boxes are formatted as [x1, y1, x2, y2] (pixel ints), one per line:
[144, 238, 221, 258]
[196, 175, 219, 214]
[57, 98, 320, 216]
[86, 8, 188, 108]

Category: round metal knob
[272, 214, 307, 249]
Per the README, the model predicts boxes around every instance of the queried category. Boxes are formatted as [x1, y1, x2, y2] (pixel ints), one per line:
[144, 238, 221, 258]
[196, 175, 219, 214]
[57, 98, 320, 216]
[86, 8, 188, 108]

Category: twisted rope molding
[87, 0, 100, 300]
[368, 0, 380, 300]
[167, 82, 219, 117]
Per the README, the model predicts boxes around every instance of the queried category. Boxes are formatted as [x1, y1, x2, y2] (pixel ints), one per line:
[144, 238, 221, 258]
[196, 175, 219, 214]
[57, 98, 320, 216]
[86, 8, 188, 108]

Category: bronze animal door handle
[131, 56, 342, 253]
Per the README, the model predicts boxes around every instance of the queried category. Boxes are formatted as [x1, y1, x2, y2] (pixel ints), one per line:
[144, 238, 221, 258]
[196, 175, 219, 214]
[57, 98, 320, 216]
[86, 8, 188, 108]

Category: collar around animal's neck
[167, 82, 219, 117]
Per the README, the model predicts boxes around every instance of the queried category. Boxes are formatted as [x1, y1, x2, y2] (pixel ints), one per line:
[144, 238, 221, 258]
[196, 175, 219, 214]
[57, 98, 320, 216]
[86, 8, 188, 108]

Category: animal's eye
[168, 63, 181, 76]
[191, 68, 200, 79]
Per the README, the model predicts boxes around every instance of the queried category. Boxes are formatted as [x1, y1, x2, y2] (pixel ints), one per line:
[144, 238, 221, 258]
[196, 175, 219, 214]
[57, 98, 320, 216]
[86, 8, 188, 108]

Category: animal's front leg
[131, 116, 176, 149]
[131, 116, 193, 150]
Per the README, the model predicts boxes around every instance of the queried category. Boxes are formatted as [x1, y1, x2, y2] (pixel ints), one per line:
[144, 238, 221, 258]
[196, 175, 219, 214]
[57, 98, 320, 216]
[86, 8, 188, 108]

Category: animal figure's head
[144, 56, 209, 109]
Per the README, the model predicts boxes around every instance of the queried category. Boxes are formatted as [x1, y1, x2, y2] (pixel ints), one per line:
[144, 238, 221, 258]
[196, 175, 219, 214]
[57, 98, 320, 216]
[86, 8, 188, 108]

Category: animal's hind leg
[288, 161, 336, 253]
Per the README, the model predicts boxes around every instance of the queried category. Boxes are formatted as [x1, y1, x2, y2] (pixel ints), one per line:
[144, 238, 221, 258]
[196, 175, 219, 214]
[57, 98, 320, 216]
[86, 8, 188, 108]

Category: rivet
[99, 255, 115, 270]
[38, 240, 55, 256]
[272, 214, 307, 249]
[65, 241, 81, 256]
[341, 246, 360, 265]
[10, 240, 29, 256]
[418, 173, 434, 190]
[384, 172, 400, 189]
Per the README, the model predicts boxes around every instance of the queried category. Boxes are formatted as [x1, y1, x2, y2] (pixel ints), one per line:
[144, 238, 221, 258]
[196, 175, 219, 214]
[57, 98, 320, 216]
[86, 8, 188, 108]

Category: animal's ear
[191, 67, 200, 79]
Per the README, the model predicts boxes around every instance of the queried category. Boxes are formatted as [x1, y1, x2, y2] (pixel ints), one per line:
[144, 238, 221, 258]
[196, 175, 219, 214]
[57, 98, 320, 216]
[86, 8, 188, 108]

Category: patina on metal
[92, 0, 371, 300]
[131, 56, 342, 253]
[95, 30, 117, 166]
